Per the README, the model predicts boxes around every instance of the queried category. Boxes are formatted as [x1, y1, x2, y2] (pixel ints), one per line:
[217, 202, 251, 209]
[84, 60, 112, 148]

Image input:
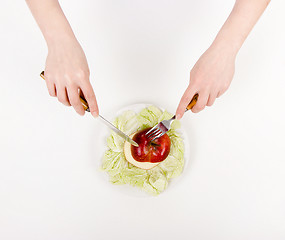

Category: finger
[191, 90, 209, 113]
[217, 89, 226, 98]
[67, 86, 85, 116]
[206, 92, 218, 106]
[44, 78, 57, 97]
[56, 85, 71, 106]
[176, 86, 197, 119]
[80, 82, 99, 118]
[64, 88, 71, 106]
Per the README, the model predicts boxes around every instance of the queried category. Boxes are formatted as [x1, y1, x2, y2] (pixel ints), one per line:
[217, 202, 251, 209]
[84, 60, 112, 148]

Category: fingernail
[176, 114, 182, 120]
[91, 112, 99, 118]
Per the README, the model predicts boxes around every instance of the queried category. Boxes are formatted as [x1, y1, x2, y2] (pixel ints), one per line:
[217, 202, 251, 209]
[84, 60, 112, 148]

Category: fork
[145, 93, 198, 141]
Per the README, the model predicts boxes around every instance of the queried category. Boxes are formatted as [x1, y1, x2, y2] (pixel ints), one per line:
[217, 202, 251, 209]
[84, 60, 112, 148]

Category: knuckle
[76, 69, 89, 80]
[205, 82, 212, 89]
[183, 95, 192, 103]
[62, 75, 75, 87]
[66, 80, 77, 88]
[84, 91, 95, 100]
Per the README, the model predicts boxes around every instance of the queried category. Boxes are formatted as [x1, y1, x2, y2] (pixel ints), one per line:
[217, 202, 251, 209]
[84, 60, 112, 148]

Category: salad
[101, 105, 185, 195]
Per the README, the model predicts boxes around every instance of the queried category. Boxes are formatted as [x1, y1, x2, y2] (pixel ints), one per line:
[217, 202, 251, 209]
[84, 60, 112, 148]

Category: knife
[40, 71, 139, 147]
[79, 95, 139, 147]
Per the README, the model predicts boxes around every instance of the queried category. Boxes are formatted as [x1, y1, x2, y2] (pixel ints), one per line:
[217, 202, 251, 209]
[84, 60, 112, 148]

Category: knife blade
[77, 95, 139, 147]
[40, 71, 139, 147]
[98, 115, 139, 147]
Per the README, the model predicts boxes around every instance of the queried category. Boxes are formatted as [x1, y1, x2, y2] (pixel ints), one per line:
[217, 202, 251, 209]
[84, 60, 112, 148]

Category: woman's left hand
[176, 44, 236, 119]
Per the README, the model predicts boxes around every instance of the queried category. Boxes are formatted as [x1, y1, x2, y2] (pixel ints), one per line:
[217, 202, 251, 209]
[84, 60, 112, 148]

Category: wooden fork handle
[186, 93, 199, 111]
[40, 71, 90, 112]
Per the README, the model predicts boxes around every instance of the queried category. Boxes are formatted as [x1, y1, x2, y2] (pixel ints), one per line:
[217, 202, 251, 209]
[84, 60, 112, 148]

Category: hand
[44, 38, 99, 117]
[176, 44, 236, 119]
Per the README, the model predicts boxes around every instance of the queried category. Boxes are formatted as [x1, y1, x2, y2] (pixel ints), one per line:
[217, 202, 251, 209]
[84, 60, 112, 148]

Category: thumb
[176, 86, 197, 120]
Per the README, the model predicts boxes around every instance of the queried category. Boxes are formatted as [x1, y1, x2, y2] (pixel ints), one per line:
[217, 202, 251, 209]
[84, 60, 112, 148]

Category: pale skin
[26, 0, 270, 119]
[176, 0, 271, 119]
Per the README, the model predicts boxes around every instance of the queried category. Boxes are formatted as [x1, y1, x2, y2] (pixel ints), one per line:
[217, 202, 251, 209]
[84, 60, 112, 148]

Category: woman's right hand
[44, 38, 99, 117]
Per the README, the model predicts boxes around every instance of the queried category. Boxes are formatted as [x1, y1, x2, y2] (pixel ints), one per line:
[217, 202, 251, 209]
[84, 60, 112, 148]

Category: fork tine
[146, 127, 160, 137]
[148, 128, 161, 137]
[149, 134, 160, 142]
[146, 126, 157, 136]
[147, 128, 162, 139]
[150, 132, 164, 141]
[156, 132, 164, 139]
[149, 131, 164, 142]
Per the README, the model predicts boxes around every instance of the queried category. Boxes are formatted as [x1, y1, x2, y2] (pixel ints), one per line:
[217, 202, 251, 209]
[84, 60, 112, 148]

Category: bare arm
[26, 0, 99, 117]
[176, 0, 271, 118]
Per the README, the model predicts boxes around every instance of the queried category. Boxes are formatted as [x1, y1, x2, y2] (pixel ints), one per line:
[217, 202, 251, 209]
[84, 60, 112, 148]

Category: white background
[1, 0, 285, 239]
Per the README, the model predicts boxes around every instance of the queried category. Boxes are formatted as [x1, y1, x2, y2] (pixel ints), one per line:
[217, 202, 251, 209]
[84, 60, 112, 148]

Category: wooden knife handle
[40, 71, 90, 112]
[79, 94, 90, 112]
[186, 93, 199, 111]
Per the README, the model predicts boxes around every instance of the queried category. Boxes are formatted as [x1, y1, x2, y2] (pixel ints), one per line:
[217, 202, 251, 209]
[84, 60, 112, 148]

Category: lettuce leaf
[107, 132, 125, 152]
[102, 105, 185, 196]
[113, 110, 139, 135]
[137, 105, 163, 130]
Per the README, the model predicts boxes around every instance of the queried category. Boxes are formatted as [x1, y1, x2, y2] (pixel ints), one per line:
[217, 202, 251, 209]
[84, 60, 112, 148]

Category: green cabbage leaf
[101, 105, 185, 196]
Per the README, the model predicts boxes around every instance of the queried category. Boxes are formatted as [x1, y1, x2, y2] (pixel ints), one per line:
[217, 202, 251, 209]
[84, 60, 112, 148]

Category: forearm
[25, 0, 77, 48]
[211, 0, 271, 55]
[177, 0, 271, 115]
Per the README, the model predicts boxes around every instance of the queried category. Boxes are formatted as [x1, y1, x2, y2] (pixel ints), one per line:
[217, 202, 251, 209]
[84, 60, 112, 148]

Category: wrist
[210, 33, 241, 58]
[39, 9, 77, 50]
[45, 30, 77, 50]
